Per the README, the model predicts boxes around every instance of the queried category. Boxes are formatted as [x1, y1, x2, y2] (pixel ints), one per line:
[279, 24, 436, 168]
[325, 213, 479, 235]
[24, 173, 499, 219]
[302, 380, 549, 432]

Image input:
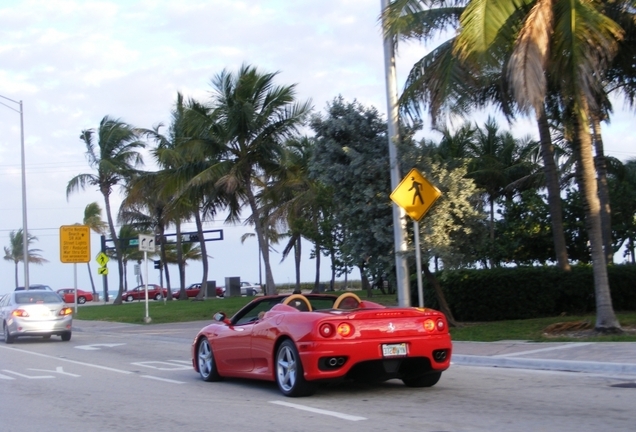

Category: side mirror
[213, 311, 227, 322]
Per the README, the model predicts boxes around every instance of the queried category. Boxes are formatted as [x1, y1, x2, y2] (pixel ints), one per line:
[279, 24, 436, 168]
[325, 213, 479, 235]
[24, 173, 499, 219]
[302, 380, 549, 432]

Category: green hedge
[413, 265, 636, 322]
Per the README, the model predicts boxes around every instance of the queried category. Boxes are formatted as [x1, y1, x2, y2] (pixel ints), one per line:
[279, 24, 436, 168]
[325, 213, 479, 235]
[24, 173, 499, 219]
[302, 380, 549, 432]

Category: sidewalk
[452, 340, 636, 377]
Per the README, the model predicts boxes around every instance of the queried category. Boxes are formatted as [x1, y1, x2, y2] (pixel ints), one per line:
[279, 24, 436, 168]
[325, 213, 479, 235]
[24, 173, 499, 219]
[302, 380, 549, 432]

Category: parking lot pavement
[452, 340, 636, 377]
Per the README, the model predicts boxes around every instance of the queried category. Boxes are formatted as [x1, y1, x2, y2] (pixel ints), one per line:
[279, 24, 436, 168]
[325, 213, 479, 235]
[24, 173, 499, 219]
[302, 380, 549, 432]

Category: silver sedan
[0, 290, 73, 343]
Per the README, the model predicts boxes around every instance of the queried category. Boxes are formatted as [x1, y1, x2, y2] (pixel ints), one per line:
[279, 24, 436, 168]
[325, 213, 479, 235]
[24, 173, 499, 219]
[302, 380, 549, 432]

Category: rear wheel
[197, 338, 222, 382]
[78, 296, 86, 304]
[402, 372, 442, 388]
[154, 293, 162, 300]
[4, 324, 15, 344]
[61, 332, 72, 342]
[276, 339, 316, 397]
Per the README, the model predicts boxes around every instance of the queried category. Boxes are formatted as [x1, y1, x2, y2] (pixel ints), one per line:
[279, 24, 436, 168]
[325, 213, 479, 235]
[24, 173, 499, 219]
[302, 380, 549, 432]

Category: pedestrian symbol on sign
[390, 168, 441, 222]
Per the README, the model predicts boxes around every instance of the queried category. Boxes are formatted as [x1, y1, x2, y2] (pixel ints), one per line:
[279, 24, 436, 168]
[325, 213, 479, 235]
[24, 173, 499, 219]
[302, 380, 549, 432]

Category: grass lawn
[75, 291, 636, 342]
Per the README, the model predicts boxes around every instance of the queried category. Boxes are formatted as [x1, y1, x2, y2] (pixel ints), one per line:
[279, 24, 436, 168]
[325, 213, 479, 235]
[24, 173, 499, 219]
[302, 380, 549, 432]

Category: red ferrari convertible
[192, 292, 452, 397]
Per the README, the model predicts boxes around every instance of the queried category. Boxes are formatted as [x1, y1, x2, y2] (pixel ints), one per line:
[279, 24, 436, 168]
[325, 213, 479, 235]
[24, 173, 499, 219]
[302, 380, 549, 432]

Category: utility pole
[381, 0, 411, 306]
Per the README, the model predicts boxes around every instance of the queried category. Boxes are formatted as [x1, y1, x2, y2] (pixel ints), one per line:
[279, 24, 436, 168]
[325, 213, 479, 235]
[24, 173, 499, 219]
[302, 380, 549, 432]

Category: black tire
[4, 323, 15, 344]
[61, 332, 72, 342]
[78, 296, 86, 304]
[275, 339, 316, 397]
[402, 371, 442, 388]
[126, 295, 134, 302]
[154, 293, 162, 300]
[197, 338, 222, 382]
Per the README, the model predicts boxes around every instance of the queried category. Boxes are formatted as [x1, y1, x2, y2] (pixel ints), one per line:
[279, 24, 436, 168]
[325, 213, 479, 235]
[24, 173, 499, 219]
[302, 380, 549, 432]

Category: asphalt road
[1, 320, 635, 432]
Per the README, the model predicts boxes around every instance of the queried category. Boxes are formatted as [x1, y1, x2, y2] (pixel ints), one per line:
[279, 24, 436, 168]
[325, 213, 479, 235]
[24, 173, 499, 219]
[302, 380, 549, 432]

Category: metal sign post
[138, 234, 156, 323]
[390, 168, 442, 308]
[59, 225, 91, 312]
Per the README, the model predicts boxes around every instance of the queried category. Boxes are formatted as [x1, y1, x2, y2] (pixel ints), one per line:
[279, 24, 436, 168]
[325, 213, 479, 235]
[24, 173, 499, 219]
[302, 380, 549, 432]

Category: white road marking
[3, 370, 54, 379]
[0, 373, 16, 380]
[0, 345, 132, 374]
[131, 361, 191, 370]
[29, 367, 81, 377]
[141, 375, 185, 384]
[269, 400, 367, 421]
[493, 343, 593, 358]
[75, 343, 126, 351]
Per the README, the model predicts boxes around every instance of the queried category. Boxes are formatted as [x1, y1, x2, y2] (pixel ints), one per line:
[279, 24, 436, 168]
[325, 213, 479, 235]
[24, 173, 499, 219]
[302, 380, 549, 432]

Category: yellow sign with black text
[60, 225, 91, 263]
[390, 168, 442, 222]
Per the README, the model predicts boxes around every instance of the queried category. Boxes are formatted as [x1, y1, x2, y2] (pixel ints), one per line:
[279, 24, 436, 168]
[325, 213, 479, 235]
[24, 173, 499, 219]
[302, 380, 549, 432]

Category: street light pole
[380, 0, 411, 307]
[0, 95, 30, 290]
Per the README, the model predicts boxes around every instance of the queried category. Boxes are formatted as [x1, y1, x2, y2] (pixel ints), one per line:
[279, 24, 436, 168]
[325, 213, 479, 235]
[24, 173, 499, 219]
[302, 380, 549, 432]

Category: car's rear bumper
[297, 334, 452, 381]
[7, 316, 73, 336]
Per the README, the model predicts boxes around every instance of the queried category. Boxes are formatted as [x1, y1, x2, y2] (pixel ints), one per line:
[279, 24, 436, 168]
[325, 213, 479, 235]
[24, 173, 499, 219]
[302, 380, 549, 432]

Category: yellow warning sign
[60, 225, 91, 263]
[390, 168, 441, 222]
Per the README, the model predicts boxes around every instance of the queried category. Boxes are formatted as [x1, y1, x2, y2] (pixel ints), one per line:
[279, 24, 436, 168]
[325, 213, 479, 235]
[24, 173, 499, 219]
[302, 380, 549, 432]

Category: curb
[452, 355, 636, 376]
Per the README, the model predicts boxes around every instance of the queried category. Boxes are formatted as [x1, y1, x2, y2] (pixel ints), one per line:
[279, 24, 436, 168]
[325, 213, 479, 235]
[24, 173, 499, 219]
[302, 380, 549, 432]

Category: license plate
[382, 343, 407, 357]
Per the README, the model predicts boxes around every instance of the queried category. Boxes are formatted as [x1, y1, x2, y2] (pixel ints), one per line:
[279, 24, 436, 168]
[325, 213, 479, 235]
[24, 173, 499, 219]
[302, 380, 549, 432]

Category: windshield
[15, 291, 62, 304]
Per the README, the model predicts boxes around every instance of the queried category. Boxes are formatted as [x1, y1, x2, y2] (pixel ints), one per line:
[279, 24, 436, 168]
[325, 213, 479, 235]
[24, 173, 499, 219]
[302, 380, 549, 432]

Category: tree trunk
[158, 223, 171, 297]
[172, 222, 185, 302]
[86, 262, 97, 295]
[294, 236, 302, 293]
[312, 240, 322, 294]
[573, 107, 621, 332]
[359, 264, 370, 292]
[591, 117, 613, 265]
[537, 107, 571, 270]
[245, 181, 276, 295]
[422, 265, 459, 327]
[195, 210, 209, 300]
[103, 190, 125, 305]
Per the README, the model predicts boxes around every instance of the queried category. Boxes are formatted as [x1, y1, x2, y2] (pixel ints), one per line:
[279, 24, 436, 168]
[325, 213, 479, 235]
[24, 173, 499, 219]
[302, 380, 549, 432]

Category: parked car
[15, 284, 54, 291]
[192, 292, 451, 396]
[122, 284, 167, 302]
[56, 288, 94, 304]
[172, 283, 201, 299]
[172, 282, 224, 299]
[240, 281, 262, 295]
[1, 290, 73, 343]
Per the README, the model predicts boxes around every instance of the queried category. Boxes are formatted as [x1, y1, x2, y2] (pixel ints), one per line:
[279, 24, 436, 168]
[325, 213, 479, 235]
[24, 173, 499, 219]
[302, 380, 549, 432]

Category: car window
[233, 298, 284, 326]
[15, 291, 62, 304]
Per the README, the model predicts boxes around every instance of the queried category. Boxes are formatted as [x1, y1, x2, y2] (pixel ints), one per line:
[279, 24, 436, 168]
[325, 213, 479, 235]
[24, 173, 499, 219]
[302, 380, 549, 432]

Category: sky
[1, 0, 635, 296]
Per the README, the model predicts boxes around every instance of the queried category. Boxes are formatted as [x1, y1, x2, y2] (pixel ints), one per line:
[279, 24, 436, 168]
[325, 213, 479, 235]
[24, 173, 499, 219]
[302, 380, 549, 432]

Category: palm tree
[83, 202, 109, 295]
[66, 116, 146, 305]
[454, 0, 624, 331]
[382, 0, 572, 271]
[466, 117, 539, 245]
[205, 64, 312, 295]
[3, 229, 48, 288]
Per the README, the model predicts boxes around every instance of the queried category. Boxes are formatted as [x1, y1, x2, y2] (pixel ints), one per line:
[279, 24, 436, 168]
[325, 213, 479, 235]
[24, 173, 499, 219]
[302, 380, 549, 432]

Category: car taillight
[319, 323, 334, 338]
[437, 319, 446, 331]
[12, 309, 29, 317]
[423, 319, 436, 332]
[337, 322, 354, 337]
[59, 307, 73, 316]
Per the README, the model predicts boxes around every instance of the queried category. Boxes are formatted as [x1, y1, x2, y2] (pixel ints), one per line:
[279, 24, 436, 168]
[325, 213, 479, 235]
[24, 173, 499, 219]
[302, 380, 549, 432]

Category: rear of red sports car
[295, 307, 451, 386]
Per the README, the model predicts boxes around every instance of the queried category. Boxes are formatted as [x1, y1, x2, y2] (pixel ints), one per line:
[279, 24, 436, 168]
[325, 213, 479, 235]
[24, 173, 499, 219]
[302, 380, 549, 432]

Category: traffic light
[154, 260, 162, 269]
[189, 234, 199, 242]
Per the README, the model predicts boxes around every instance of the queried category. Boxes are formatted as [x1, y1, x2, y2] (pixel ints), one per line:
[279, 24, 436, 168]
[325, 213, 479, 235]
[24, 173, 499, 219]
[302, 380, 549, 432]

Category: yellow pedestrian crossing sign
[390, 168, 441, 222]
[96, 252, 109, 266]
